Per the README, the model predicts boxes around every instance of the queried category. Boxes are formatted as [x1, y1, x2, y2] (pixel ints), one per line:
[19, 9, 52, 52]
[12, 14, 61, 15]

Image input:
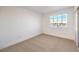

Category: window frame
[49, 13, 68, 27]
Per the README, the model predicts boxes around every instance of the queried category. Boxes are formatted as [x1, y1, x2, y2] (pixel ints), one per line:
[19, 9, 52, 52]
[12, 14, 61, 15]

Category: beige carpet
[0, 34, 79, 52]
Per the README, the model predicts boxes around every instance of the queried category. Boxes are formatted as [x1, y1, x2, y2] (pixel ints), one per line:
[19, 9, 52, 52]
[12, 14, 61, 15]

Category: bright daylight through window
[50, 14, 67, 27]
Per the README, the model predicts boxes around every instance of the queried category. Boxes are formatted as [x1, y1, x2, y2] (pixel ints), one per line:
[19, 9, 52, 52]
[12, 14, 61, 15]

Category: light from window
[50, 14, 67, 27]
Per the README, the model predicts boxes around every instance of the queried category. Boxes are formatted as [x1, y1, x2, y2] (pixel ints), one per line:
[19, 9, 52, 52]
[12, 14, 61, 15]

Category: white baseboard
[0, 32, 42, 50]
[43, 33, 74, 41]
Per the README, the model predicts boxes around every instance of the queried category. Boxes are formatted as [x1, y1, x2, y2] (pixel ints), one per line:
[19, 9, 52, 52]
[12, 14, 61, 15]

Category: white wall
[73, 6, 79, 46]
[0, 7, 42, 49]
[43, 7, 75, 40]
[0, 7, 76, 49]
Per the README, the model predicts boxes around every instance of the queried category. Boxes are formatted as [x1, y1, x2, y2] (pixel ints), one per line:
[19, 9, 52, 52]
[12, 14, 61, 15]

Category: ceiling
[24, 6, 73, 13]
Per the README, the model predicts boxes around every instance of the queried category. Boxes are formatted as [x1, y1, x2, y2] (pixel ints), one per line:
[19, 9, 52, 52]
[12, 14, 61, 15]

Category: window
[50, 14, 68, 27]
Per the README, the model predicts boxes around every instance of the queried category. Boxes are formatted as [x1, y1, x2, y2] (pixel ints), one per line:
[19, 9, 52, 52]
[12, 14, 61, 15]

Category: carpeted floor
[0, 34, 79, 52]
